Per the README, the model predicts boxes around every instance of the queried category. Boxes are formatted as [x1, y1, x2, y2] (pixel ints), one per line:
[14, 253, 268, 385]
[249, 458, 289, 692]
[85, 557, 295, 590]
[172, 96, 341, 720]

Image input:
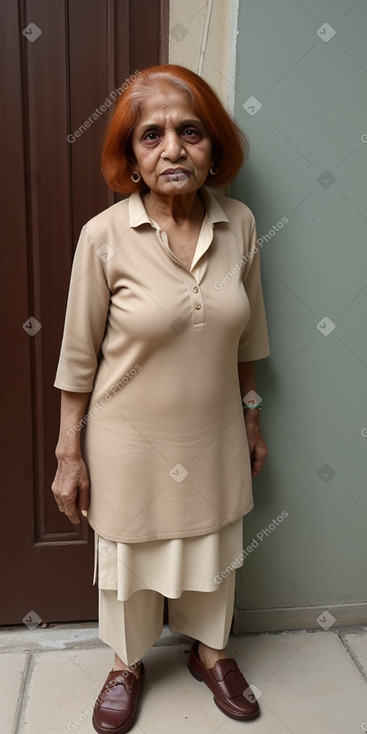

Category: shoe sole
[92, 710, 137, 734]
[188, 664, 260, 721]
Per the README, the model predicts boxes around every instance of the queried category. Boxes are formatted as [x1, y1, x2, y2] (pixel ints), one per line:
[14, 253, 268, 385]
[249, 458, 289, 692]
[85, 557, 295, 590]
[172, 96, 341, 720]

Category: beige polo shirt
[54, 187, 270, 543]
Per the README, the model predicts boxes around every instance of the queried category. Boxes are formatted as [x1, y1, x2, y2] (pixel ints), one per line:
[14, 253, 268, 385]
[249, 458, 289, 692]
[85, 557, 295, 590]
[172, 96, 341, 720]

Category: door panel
[1, 0, 168, 624]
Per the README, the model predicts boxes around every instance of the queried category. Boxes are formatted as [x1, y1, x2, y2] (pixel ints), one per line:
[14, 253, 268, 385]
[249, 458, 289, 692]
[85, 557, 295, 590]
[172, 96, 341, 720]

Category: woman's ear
[127, 154, 140, 180]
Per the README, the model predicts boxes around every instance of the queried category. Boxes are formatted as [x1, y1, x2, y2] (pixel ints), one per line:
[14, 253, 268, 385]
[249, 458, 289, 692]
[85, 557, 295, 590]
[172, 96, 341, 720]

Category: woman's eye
[144, 131, 160, 141]
[183, 128, 200, 139]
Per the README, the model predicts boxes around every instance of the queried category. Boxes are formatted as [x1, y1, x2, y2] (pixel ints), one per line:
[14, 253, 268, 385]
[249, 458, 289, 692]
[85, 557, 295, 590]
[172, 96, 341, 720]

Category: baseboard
[233, 602, 367, 634]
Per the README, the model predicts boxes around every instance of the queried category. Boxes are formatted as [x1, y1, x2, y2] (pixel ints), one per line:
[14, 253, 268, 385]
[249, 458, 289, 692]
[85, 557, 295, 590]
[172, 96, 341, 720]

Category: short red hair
[101, 64, 248, 194]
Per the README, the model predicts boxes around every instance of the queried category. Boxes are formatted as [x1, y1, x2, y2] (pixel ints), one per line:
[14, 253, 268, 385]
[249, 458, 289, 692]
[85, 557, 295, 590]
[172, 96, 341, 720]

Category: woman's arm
[238, 361, 268, 478]
[51, 390, 91, 525]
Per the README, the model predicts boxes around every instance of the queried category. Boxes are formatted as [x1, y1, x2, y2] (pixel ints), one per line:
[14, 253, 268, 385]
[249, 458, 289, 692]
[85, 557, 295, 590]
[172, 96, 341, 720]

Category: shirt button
[194, 303, 202, 310]
[193, 286, 199, 293]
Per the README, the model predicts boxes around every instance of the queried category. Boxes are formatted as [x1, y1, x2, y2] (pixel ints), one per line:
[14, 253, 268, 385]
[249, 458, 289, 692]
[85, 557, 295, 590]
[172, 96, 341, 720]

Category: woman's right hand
[51, 454, 90, 525]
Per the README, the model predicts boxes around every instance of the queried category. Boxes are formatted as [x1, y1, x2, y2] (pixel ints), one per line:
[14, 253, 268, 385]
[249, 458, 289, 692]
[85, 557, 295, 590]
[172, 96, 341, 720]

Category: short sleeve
[238, 214, 270, 362]
[54, 225, 111, 392]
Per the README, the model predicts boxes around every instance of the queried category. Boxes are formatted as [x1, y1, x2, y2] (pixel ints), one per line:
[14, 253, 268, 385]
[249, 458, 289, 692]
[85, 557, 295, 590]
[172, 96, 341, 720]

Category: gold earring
[131, 172, 141, 182]
[209, 166, 218, 175]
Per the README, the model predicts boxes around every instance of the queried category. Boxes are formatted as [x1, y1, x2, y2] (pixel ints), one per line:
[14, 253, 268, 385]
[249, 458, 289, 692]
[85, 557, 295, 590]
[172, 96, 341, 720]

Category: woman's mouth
[160, 168, 191, 182]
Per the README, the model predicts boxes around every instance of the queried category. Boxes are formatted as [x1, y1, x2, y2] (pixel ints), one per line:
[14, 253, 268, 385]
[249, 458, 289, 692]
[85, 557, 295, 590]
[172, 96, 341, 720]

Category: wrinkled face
[131, 83, 214, 195]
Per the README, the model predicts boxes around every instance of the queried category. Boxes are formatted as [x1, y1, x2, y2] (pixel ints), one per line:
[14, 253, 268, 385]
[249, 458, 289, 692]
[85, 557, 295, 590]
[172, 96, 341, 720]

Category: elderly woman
[52, 64, 270, 733]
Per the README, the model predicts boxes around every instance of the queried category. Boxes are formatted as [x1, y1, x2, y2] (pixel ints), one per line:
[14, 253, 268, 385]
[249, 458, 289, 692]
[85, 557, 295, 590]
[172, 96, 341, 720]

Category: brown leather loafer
[188, 640, 260, 720]
[92, 664, 144, 734]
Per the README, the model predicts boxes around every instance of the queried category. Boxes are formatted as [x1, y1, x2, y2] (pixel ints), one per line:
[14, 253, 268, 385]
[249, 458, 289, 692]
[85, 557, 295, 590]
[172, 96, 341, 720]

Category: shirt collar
[128, 186, 229, 229]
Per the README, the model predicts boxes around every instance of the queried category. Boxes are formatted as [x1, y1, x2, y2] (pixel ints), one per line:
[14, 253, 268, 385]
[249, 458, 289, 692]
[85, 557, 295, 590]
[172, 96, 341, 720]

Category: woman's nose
[161, 132, 185, 160]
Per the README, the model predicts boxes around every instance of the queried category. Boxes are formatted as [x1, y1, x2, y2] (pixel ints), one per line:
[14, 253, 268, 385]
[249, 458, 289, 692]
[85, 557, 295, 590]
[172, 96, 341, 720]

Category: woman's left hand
[244, 412, 268, 478]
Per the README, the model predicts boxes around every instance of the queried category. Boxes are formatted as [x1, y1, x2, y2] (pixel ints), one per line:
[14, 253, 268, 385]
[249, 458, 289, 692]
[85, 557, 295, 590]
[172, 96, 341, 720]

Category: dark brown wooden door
[1, 0, 168, 625]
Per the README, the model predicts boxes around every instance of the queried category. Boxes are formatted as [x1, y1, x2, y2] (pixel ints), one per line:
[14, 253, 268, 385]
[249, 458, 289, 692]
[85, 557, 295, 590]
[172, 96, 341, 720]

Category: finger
[63, 502, 81, 525]
[251, 452, 267, 477]
[54, 498, 65, 513]
[78, 481, 90, 512]
[65, 511, 82, 525]
[251, 461, 261, 478]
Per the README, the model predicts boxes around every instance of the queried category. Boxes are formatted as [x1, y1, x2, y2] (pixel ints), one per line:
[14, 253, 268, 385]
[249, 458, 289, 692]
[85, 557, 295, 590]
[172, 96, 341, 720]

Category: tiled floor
[1, 623, 366, 733]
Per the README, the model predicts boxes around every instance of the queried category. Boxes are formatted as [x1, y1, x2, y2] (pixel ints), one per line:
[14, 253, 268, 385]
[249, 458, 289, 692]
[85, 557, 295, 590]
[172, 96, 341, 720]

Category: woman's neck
[143, 189, 204, 227]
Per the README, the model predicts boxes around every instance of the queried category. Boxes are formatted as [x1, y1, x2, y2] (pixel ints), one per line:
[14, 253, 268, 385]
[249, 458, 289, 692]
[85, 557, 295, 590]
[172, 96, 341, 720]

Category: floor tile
[0, 653, 29, 733]
[344, 628, 367, 678]
[17, 648, 111, 733]
[228, 631, 367, 734]
[13, 630, 367, 734]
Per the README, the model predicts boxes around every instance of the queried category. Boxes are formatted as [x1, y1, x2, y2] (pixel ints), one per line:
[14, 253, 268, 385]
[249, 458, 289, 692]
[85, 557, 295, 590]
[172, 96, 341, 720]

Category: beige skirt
[93, 517, 244, 602]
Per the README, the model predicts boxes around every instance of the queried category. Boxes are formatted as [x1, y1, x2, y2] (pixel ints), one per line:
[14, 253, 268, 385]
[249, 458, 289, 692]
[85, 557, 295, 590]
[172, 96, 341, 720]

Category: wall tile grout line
[338, 631, 367, 685]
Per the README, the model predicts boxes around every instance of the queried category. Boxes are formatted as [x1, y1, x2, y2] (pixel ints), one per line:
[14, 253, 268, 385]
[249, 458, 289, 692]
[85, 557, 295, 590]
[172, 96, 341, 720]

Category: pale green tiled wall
[231, 0, 367, 623]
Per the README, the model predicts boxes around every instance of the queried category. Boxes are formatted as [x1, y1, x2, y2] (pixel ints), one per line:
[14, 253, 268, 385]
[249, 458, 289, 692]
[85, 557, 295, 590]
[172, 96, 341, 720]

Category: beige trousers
[99, 570, 236, 666]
